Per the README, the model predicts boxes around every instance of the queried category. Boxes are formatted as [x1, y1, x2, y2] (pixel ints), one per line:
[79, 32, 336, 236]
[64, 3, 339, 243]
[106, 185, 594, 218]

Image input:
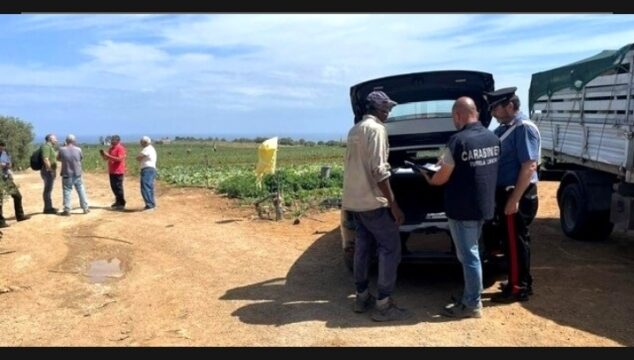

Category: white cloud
[3, 14, 634, 136]
[83, 40, 170, 64]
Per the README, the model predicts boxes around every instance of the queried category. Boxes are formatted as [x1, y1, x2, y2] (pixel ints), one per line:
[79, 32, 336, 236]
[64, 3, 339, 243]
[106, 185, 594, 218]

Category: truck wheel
[560, 183, 613, 240]
[560, 182, 589, 239]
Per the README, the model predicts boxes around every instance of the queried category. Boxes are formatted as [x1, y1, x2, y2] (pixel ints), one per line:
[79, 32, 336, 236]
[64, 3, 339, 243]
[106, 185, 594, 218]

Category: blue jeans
[352, 207, 401, 300]
[62, 175, 89, 212]
[40, 169, 56, 210]
[448, 218, 484, 309]
[140, 167, 156, 208]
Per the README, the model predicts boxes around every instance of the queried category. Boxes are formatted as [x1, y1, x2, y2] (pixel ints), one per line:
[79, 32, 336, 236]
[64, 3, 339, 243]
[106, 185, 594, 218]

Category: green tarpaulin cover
[529, 43, 634, 111]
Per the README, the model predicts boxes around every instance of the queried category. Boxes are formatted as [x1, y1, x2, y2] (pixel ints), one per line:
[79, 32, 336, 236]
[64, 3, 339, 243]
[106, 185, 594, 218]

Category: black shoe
[490, 289, 529, 303]
[16, 215, 30, 221]
[0, 222, 9, 228]
[353, 293, 376, 313]
[499, 281, 533, 296]
[371, 297, 412, 322]
[43, 208, 58, 215]
[59, 211, 71, 217]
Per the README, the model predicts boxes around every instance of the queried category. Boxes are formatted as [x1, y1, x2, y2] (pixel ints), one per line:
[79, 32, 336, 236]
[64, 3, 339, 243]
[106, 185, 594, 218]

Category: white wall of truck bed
[537, 119, 628, 167]
[532, 50, 634, 123]
[532, 49, 634, 182]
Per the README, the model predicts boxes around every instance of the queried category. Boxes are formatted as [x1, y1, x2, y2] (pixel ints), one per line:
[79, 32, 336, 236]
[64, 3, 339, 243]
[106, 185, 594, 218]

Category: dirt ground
[1, 171, 633, 346]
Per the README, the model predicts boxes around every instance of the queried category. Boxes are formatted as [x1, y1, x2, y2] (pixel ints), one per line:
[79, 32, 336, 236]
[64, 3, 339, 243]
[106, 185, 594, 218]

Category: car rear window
[387, 100, 454, 123]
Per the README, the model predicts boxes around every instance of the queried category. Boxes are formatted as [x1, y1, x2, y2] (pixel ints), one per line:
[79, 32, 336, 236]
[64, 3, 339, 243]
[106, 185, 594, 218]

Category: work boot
[371, 297, 412, 322]
[353, 291, 376, 313]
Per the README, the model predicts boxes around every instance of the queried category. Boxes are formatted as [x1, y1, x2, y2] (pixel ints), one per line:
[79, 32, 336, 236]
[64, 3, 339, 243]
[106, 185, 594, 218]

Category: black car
[340, 70, 507, 272]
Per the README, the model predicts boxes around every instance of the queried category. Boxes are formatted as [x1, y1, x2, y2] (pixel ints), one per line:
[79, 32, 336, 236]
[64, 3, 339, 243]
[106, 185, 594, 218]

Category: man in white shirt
[136, 136, 157, 211]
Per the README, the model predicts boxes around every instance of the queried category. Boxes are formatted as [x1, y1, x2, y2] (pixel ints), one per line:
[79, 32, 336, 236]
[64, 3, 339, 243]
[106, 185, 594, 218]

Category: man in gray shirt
[56, 134, 90, 216]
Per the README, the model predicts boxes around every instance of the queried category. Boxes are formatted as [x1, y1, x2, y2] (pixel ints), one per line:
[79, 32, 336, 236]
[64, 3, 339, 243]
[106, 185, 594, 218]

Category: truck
[530, 43, 634, 240]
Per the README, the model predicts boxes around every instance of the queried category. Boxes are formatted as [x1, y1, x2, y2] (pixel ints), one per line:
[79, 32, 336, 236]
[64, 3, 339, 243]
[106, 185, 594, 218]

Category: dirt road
[1, 171, 633, 346]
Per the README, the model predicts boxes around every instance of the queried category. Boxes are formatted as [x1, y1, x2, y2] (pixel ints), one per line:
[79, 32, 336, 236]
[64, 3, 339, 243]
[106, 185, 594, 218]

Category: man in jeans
[342, 90, 410, 322]
[136, 136, 157, 211]
[100, 135, 127, 210]
[40, 134, 59, 214]
[57, 134, 90, 216]
[419, 97, 500, 318]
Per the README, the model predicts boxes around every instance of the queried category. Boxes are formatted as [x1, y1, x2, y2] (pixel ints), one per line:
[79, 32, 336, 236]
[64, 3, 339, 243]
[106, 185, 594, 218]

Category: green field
[80, 141, 345, 216]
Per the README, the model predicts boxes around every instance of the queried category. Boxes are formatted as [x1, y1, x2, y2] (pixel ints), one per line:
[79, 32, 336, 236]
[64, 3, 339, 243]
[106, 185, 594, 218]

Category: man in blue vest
[418, 97, 500, 318]
[486, 87, 540, 303]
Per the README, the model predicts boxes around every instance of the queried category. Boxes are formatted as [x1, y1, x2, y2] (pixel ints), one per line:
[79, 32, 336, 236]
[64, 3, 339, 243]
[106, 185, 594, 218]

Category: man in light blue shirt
[486, 87, 541, 303]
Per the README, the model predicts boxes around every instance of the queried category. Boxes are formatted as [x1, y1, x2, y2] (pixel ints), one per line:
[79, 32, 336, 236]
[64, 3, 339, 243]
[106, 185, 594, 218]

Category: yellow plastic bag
[255, 137, 278, 188]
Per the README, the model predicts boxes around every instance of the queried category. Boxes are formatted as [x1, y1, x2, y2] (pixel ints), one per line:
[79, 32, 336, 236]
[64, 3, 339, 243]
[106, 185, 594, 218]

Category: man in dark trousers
[100, 135, 127, 210]
[419, 97, 500, 318]
[40, 133, 59, 214]
[342, 90, 411, 322]
[486, 87, 541, 303]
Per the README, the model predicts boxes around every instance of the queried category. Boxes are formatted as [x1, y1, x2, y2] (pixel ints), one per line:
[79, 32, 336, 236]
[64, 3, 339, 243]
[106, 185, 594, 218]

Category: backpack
[30, 146, 43, 171]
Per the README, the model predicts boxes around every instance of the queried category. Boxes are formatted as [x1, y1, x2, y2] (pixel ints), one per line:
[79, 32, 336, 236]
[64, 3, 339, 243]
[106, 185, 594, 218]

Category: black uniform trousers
[493, 183, 538, 291]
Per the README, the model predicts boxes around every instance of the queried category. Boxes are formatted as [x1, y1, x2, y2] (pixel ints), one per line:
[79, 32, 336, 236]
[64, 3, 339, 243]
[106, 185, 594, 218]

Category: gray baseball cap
[366, 90, 398, 112]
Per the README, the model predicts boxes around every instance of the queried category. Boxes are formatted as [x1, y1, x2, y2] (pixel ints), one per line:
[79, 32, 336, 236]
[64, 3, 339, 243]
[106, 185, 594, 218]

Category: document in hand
[403, 160, 441, 173]
[421, 163, 441, 172]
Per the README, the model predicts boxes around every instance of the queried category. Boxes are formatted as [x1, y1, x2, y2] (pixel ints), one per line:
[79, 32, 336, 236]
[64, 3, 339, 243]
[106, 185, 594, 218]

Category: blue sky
[1, 14, 633, 142]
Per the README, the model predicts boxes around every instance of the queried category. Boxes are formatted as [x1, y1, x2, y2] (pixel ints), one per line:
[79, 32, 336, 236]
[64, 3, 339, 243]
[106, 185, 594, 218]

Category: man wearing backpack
[0, 141, 30, 228]
[41, 134, 59, 214]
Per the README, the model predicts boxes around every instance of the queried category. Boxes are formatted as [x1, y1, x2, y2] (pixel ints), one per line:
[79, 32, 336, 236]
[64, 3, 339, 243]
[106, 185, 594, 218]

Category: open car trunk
[350, 71, 495, 227]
